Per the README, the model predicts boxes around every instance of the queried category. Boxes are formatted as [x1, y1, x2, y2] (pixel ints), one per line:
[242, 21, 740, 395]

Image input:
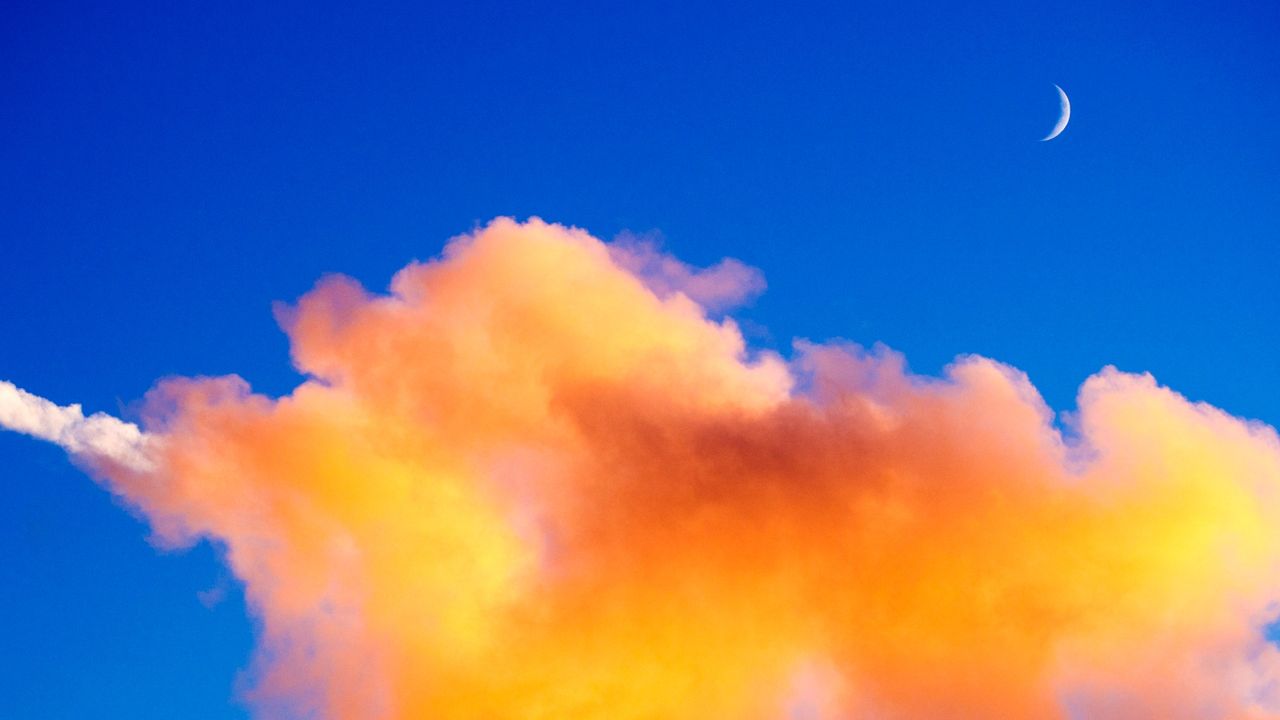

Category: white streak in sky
[0, 380, 152, 471]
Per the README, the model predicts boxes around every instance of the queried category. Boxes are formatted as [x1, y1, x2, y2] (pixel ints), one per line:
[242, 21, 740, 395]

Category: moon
[1041, 84, 1070, 141]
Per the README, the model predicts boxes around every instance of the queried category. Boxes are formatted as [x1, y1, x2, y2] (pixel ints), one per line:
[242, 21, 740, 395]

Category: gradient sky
[1, 1, 1278, 717]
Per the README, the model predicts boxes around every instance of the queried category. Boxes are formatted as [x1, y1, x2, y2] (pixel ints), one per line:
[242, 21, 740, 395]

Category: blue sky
[1, 1, 1277, 716]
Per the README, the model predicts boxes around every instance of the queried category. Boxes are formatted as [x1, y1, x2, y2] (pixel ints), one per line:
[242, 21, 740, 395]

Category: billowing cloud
[5, 217, 1280, 718]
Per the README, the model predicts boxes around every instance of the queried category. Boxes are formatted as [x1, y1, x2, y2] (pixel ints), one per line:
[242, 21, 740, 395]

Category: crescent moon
[1041, 84, 1070, 141]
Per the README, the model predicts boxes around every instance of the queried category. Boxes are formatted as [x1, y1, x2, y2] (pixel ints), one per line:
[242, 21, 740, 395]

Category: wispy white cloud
[0, 380, 151, 471]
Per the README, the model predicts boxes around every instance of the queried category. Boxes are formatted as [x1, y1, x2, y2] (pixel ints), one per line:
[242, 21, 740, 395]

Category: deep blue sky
[1, 1, 1277, 716]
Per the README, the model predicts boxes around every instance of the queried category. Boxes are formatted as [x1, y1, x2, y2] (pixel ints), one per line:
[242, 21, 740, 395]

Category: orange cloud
[78, 218, 1280, 717]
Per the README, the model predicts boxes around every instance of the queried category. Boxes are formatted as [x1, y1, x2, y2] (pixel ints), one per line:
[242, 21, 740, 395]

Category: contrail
[0, 380, 152, 471]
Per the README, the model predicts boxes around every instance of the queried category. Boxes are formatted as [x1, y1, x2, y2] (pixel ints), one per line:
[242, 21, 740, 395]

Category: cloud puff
[0, 380, 151, 471]
[608, 230, 767, 312]
[6, 217, 1280, 719]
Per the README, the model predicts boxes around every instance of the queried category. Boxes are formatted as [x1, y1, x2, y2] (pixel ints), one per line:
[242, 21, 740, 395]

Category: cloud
[608, 230, 767, 312]
[6, 217, 1280, 718]
[0, 380, 151, 471]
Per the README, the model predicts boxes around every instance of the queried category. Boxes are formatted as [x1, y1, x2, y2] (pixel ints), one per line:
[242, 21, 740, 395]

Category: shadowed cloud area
[7, 218, 1280, 718]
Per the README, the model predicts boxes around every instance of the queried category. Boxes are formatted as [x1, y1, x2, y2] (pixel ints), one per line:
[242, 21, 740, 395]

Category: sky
[1, 1, 1278, 718]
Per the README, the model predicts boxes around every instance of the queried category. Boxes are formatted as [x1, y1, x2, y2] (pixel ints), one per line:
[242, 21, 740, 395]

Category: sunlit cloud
[4, 217, 1280, 718]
